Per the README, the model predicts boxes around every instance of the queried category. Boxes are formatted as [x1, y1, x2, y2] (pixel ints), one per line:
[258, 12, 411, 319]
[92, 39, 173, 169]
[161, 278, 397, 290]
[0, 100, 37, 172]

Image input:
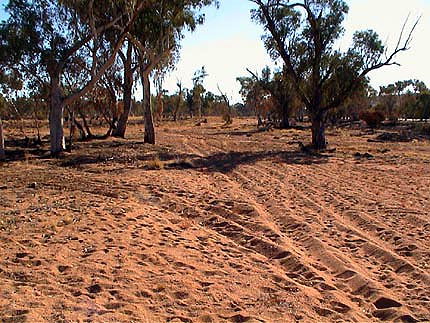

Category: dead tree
[217, 84, 232, 125]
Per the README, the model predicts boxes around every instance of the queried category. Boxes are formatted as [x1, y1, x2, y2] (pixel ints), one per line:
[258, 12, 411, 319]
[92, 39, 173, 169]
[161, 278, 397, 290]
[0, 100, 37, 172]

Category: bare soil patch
[1, 118, 429, 322]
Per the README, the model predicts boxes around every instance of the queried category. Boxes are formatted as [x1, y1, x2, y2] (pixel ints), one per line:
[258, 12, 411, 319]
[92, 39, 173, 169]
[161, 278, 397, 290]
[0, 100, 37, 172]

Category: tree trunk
[197, 97, 202, 119]
[279, 103, 290, 129]
[73, 116, 87, 139]
[155, 92, 163, 122]
[173, 101, 179, 122]
[257, 113, 263, 127]
[311, 112, 326, 150]
[78, 109, 94, 139]
[49, 78, 65, 156]
[142, 72, 155, 144]
[173, 84, 182, 122]
[188, 104, 193, 119]
[67, 110, 74, 153]
[113, 43, 133, 138]
[0, 116, 5, 161]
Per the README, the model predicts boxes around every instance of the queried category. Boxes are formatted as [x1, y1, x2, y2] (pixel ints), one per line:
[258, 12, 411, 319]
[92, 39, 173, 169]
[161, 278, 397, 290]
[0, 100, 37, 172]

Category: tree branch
[63, 1, 145, 106]
[251, 0, 311, 107]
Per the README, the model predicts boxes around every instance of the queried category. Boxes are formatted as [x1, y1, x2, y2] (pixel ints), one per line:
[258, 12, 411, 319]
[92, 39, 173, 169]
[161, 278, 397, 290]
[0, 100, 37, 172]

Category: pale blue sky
[1, 1, 429, 102]
[168, 0, 430, 102]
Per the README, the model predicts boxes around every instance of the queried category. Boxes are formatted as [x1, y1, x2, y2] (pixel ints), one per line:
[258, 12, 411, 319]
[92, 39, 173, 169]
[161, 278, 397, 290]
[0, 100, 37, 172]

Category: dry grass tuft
[146, 157, 164, 170]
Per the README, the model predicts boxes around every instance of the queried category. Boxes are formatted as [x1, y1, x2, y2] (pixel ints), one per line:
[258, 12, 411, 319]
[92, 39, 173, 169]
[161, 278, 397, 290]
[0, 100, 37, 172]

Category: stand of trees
[159, 66, 232, 121]
[159, 89, 232, 121]
[251, 0, 418, 149]
[377, 80, 430, 121]
[238, 66, 300, 128]
[0, 0, 422, 157]
[0, 0, 218, 155]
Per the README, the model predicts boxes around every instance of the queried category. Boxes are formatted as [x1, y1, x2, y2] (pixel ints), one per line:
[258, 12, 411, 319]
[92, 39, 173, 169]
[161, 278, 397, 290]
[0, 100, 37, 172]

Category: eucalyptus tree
[401, 80, 430, 120]
[246, 66, 298, 128]
[111, 39, 136, 138]
[415, 90, 430, 121]
[237, 71, 268, 126]
[251, 0, 418, 149]
[379, 83, 398, 120]
[173, 80, 184, 122]
[217, 84, 232, 122]
[185, 88, 194, 118]
[191, 66, 208, 119]
[129, 2, 217, 144]
[0, 0, 144, 155]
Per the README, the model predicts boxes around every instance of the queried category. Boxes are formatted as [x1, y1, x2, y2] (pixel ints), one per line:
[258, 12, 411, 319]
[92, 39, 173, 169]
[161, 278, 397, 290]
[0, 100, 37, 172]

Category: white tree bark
[0, 116, 5, 160]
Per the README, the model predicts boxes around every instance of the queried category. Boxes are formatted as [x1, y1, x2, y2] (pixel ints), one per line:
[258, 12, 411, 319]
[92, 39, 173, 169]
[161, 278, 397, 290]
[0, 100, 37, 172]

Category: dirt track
[1, 118, 430, 322]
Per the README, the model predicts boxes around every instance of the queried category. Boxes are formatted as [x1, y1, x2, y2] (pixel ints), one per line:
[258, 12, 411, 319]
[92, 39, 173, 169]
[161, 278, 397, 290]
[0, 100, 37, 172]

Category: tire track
[227, 161, 429, 319]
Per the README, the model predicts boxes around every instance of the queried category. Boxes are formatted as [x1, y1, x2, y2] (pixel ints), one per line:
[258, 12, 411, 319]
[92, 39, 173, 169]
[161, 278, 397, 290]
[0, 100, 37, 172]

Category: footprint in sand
[373, 297, 402, 309]
[336, 270, 357, 280]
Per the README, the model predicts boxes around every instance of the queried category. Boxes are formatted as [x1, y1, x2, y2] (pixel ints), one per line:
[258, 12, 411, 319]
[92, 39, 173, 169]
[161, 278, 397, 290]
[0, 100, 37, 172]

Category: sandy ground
[1, 118, 429, 323]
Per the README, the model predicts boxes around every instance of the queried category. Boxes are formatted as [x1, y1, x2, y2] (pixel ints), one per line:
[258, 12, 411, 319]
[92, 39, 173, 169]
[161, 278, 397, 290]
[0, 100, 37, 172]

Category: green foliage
[326, 81, 373, 124]
[203, 91, 228, 116]
[406, 92, 430, 120]
[132, 2, 218, 78]
[349, 30, 384, 68]
[0, 0, 134, 98]
[251, 0, 416, 148]
[237, 66, 298, 127]
[378, 79, 429, 120]
[412, 122, 430, 136]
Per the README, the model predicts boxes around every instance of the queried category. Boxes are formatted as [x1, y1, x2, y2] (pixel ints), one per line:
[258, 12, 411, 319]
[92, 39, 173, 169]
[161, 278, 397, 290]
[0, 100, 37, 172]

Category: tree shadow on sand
[166, 150, 329, 173]
[58, 140, 201, 168]
[58, 140, 329, 172]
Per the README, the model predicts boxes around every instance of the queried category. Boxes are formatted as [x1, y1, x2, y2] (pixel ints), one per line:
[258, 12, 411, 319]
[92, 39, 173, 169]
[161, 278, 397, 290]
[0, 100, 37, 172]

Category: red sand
[1, 118, 429, 322]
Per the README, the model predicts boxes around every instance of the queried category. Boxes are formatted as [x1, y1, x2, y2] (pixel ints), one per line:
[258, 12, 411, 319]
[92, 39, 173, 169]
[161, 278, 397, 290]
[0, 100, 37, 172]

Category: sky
[1, 0, 429, 103]
[162, 0, 430, 103]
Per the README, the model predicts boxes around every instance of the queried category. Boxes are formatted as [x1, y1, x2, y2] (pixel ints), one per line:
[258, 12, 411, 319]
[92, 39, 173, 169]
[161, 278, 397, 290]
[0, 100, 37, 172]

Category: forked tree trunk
[113, 43, 133, 138]
[0, 116, 5, 160]
[142, 72, 155, 144]
[49, 78, 65, 156]
[311, 112, 326, 150]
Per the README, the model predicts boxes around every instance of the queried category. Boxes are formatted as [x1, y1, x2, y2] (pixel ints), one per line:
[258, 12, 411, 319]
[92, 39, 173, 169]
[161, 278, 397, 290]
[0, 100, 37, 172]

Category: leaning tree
[251, 0, 418, 149]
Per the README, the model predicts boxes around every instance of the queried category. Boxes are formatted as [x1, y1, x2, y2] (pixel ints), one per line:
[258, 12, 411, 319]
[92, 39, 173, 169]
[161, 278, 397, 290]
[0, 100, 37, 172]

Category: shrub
[222, 113, 232, 125]
[413, 123, 430, 136]
[146, 157, 164, 170]
[360, 111, 385, 129]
